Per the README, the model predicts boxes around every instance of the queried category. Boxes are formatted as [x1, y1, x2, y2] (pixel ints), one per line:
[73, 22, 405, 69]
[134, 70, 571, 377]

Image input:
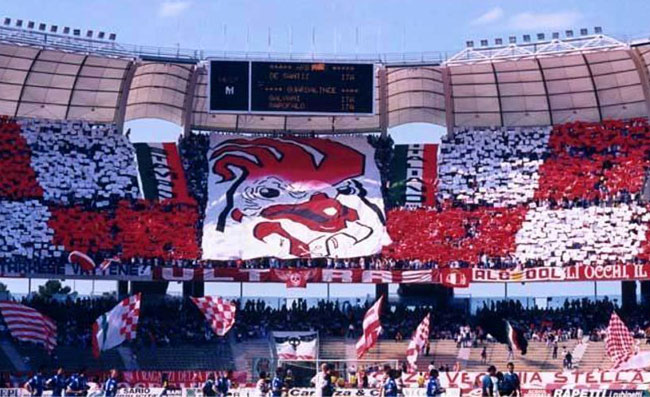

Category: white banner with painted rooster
[202, 135, 389, 260]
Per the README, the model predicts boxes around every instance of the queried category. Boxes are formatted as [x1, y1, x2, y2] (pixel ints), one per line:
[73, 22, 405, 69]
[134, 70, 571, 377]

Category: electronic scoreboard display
[208, 60, 375, 115]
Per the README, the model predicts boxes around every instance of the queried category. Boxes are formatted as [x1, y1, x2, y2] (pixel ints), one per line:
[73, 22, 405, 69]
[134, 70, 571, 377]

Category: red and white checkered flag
[356, 296, 384, 358]
[406, 313, 430, 372]
[92, 293, 141, 358]
[605, 312, 635, 368]
[191, 296, 236, 336]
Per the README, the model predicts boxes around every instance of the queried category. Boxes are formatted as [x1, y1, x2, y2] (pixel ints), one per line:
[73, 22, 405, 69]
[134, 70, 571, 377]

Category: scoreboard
[208, 60, 375, 115]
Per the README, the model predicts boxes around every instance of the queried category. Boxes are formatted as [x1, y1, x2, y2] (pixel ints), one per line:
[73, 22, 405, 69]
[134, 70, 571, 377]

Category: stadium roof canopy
[1, 25, 649, 134]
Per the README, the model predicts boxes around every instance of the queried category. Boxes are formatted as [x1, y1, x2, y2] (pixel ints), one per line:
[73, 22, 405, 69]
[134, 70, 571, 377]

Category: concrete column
[621, 281, 637, 311]
[640, 281, 650, 307]
[375, 284, 388, 301]
[117, 281, 129, 300]
[183, 281, 204, 298]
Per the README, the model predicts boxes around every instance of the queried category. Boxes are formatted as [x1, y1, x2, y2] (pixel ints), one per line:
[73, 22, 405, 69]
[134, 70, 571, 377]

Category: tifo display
[2, 117, 650, 284]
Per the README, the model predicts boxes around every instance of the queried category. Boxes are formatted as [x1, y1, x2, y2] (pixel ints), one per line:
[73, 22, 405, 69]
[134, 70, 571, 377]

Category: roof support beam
[378, 66, 389, 137]
[114, 61, 137, 134]
[535, 58, 554, 126]
[581, 53, 603, 122]
[629, 47, 650, 119]
[14, 49, 42, 118]
[64, 55, 89, 120]
[182, 65, 200, 137]
[490, 62, 505, 127]
[441, 66, 455, 135]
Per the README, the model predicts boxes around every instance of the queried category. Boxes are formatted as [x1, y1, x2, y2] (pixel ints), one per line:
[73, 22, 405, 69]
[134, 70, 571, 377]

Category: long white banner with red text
[3, 263, 650, 285]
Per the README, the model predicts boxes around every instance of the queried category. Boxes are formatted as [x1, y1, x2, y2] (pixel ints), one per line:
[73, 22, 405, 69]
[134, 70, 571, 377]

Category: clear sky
[1, 0, 648, 300]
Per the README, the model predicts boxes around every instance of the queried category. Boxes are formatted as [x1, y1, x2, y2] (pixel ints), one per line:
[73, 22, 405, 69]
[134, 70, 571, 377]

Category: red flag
[406, 313, 430, 372]
[191, 296, 237, 336]
[356, 296, 384, 358]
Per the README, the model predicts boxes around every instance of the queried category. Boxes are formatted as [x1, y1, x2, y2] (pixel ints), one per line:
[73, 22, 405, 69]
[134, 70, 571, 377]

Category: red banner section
[154, 264, 650, 285]
[121, 370, 247, 387]
[471, 264, 650, 284]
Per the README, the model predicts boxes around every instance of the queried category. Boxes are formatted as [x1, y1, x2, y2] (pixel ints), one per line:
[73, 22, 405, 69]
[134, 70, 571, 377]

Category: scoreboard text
[208, 60, 374, 115]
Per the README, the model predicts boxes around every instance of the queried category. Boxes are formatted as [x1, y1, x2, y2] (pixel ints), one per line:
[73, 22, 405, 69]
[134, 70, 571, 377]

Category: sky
[1, 0, 649, 300]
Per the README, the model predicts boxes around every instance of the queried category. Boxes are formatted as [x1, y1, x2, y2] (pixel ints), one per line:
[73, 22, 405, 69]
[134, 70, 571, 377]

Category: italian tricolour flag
[92, 294, 141, 358]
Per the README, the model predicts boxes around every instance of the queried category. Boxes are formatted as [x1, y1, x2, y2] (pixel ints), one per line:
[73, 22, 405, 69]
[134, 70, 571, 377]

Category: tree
[37, 280, 71, 299]
[0, 282, 7, 293]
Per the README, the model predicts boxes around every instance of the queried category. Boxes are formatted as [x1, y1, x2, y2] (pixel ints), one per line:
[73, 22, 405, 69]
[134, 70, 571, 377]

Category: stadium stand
[3, 116, 650, 269]
[19, 118, 140, 206]
[3, 294, 645, 374]
[536, 119, 650, 204]
[383, 205, 527, 266]
[514, 204, 649, 266]
[438, 126, 551, 207]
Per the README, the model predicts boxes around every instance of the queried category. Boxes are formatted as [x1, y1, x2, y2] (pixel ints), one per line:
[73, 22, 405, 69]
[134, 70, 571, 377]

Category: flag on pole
[356, 296, 384, 358]
[606, 312, 636, 367]
[0, 302, 57, 352]
[92, 294, 141, 358]
[505, 320, 528, 355]
[605, 312, 650, 370]
[477, 315, 528, 355]
[190, 296, 237, 336]
[406, 313, 430, 372]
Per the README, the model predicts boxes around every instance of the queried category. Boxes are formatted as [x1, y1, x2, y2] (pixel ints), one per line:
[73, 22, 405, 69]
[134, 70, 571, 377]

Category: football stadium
[1, 1, 650, 396]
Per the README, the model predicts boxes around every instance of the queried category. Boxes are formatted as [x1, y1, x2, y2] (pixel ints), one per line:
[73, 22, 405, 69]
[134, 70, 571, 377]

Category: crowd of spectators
[475, 297, 650, 344]
[3, 116, 650, 271]
[4, 294, 648, 352]
[438, 126, 551, 207]
[19, 118, 140, 206]
[535, 119, 650, 205]
[514, 204, 649, 267]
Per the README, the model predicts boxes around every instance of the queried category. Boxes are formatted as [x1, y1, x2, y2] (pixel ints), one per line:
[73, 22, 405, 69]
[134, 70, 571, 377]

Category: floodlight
[38, 23, 46, 31]
[3, 18, 11, 26]
[594, 26, 603, 34]
[480, 39, 488, 47]
[466, 40, 474, 48]
[27, 21, 35, 29]
[509, 36, 516, 44]
[495, 38, 503, 46]
[537, 33, 545, 41]
[580, 28, 588, 36]
[565, 30, 574, 38]
[523, 34, 531, 43]
[50, 25, 57, 33]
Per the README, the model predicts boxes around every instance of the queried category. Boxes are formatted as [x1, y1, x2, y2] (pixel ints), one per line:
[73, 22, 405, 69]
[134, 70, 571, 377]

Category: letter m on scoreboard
[387, 144, 438, 208]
